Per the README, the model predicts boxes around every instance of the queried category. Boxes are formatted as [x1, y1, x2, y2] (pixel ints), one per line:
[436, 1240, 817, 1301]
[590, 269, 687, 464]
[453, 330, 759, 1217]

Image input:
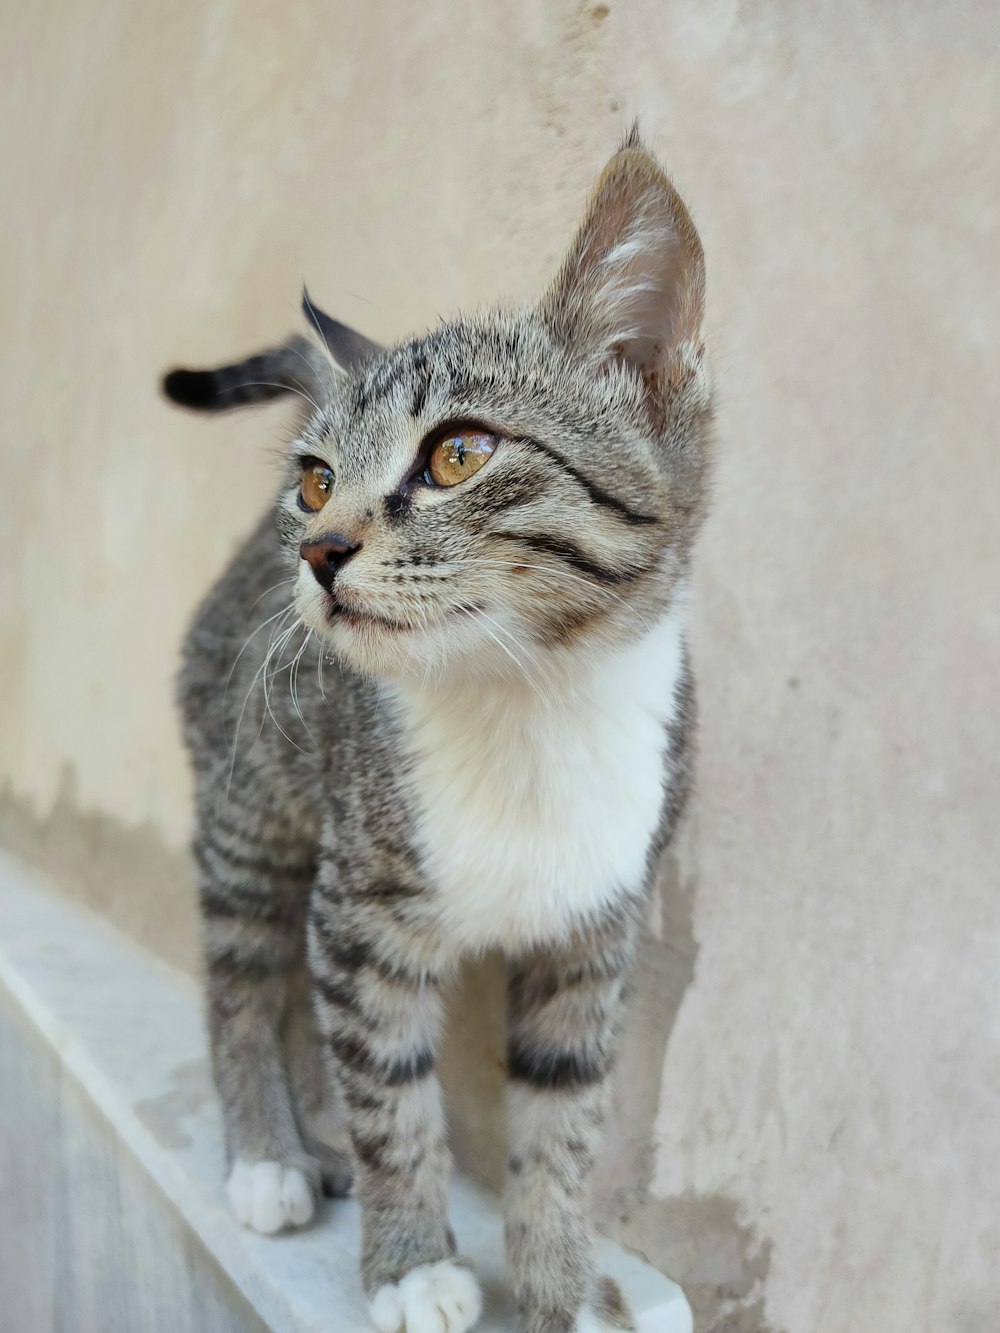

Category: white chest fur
[391, 607, 686, 953]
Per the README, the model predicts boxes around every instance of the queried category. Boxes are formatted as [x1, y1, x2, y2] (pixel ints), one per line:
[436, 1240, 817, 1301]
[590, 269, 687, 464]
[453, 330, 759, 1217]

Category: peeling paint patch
[618, 1193, 778, 1333]
[593, 828, 781, 1331]
[0, 768, 199, 976]
[594, 845, 699, 1220]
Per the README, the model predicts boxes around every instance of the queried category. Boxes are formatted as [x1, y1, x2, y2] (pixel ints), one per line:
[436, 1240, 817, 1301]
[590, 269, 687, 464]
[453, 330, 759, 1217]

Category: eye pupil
[427, 431, 496, 487]
[297, 458, 334, 512]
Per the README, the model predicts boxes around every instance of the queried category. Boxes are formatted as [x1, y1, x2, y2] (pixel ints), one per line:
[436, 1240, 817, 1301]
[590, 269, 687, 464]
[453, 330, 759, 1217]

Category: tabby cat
[164, 130, 711, 1333]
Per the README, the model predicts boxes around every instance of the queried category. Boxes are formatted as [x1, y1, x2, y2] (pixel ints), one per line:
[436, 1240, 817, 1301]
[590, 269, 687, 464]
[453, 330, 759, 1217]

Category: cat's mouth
[324, 591, 485, 636]
[326, 593, 413, 634]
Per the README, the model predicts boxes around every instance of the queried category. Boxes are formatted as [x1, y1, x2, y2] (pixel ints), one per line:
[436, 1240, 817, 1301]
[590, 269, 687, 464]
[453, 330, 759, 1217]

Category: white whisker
[246, 577, 296, 615]
[261, 624, 310, 754]
[234, 380, 321, 415]
[224, 602, 297, 710]
[457, 556, 654, 633]
[288, 630, 316, 743]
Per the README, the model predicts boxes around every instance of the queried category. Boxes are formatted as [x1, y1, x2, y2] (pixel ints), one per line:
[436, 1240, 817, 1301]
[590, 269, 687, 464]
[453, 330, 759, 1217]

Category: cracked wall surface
[2, 3, 998, 1330]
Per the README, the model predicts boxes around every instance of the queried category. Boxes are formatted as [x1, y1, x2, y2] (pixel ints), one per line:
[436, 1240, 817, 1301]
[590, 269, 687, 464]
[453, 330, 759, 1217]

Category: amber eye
[426, 431, 497, 487]
[298, 459, 334, 512]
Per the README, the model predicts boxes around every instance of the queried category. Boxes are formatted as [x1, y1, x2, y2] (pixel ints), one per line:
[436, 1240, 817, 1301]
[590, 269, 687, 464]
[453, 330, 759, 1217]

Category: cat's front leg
[308, 892, 481, 1333]
[505, 906, 639, 1333]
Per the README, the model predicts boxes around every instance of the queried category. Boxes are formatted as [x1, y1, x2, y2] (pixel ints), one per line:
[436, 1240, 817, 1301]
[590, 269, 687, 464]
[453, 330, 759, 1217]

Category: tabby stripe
[314, 973, 362, 1014]
[370, 953, 439, 988]
[352, 880, 424, 903]
[329, 1031, 435, 1085]
[314, 978, 410, 1042]
[353, 1130, 391, 1171]
[383, 1047, 436, 1086]
[509, 1145, 590, 1185]
[322, 936, 373, 971]
[200, 886, 299, 926]
[507, 1044, 606, 1090]
[198, 845, 313, 879]
[208, 813, 311, 849]
[342, 1086, 387, 1114]
[200, 842, 312, 879]
[526, 438, 658, 526]
[206, 943, 283, 980]
[495, 531, 639, 585]
[310, 914, 438, 987]
[314, 862, 423, 904]
[594, 1277, 634, 1332]
[410, 347, 431, 417]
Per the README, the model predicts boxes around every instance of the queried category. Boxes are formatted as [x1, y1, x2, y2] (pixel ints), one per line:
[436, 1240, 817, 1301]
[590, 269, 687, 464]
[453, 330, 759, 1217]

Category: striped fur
[173, 135, 711, 1332]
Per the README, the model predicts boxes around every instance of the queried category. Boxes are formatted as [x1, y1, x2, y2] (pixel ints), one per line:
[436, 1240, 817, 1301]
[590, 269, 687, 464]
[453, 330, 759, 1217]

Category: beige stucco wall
[2, 3, 997, 1331]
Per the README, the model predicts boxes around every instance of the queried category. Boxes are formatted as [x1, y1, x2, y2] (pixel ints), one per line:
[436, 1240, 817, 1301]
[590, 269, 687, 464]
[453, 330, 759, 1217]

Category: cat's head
[165, 134, 712, 684]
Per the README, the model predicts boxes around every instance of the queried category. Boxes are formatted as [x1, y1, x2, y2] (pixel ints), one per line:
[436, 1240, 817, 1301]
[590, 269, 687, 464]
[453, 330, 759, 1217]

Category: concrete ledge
[0, 853, 692, 1333]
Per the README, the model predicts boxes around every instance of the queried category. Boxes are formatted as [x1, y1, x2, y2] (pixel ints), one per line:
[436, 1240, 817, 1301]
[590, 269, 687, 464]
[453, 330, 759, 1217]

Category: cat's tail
[162, 334, 329, 413]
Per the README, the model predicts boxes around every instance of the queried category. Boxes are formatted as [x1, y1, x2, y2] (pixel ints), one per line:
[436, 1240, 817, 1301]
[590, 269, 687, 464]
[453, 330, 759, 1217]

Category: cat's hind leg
[283, 962, 355, 1197]
[194, 795, 322, 1233]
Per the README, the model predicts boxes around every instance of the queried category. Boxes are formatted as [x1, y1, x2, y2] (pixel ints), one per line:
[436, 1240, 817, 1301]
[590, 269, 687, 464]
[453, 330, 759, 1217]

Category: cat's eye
[425, 431, 497, 487]
[298, 459, 334, 512]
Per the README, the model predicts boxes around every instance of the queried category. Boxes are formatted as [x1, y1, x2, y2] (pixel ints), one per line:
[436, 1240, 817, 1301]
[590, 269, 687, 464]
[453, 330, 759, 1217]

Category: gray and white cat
[164, 130, 711, 1333]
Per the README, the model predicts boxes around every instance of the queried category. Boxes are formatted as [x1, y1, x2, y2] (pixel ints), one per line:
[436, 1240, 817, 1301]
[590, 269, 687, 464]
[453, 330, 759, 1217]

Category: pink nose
[299, 533, 361, 590]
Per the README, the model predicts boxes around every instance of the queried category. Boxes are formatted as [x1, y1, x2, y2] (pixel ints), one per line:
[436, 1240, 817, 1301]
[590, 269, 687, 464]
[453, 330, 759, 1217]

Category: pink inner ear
[594, 207, 703, 388]
[542, 147, 705, 388]
[605, 233, 690, 381]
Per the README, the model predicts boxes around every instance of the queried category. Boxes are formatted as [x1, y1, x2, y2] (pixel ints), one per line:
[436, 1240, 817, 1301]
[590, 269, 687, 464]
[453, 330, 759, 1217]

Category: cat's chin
[309, 605, 439, 682]
[330, 602, 415, 635]
[302, 587, 503, 682]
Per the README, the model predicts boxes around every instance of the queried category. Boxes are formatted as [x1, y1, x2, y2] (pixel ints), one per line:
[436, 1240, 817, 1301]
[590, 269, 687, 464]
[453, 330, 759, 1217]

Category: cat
[163, 128, 711, 1333]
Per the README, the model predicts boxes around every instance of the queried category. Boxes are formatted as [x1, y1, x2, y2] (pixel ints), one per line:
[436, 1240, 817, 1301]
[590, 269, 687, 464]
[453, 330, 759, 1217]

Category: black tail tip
[162, 367, 218, 410]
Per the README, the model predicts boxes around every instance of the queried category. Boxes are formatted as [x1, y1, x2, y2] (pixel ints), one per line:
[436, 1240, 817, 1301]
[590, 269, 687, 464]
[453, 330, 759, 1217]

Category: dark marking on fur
[507, 1044, 606, 1091]
[496, 531, 638, 585]
[195, 833, 313, 882]
[384, 492, 412, 524]
[595, 1275, 637, 1331]
[353, 1130, 391, 1171]
[199, 885, 300, 927]
[384, 1047, 435, 1086]
[527, 437, 658, 526]
[314, 972, 361, 1014]
[330, 1031, 434, 1087]
[410, 346, 431, 417]
[323, 934, 373, 973]
[206, 943, 282, 981]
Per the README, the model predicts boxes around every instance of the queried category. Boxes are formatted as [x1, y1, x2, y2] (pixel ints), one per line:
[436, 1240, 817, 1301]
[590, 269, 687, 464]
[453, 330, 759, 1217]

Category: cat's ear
[302, 288, 383, 371]
[541, 134, 704, 401]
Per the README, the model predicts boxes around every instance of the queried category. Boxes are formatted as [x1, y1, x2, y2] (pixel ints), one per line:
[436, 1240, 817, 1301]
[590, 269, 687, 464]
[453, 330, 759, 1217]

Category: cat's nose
[299, 533, 361, 590]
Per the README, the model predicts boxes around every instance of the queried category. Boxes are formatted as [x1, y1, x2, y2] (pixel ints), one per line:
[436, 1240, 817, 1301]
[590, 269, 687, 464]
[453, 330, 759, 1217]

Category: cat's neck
[390, 593, 688, 741]
[386, 596, 689, 949]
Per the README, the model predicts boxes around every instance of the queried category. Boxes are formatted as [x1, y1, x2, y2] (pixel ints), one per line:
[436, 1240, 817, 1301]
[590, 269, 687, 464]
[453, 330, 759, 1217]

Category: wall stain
[440, 952, 509, 1193]
[593, 831, 783, 1333]
[619, 1194, 777, 1333]
[134, 1058, 213, 1152]
[0, 767, 199, 976]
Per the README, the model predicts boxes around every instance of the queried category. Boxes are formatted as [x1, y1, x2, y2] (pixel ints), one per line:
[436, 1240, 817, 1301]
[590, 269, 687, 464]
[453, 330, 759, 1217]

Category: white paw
[370, 1260, 482, 1333]
[226, 1158, 316, 1234]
